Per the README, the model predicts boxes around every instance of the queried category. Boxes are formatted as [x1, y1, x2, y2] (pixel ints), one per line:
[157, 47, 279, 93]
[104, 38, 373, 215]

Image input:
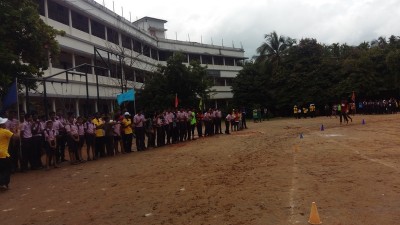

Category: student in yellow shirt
[121, 112, 133, 153]
[0, 117, 14, 190]
[92, 113, 105, 159]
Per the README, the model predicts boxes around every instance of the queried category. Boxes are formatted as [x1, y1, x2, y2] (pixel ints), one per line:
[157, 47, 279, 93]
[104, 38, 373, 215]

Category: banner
[117, 89, 135, 105]
[1, 79, 18, 113]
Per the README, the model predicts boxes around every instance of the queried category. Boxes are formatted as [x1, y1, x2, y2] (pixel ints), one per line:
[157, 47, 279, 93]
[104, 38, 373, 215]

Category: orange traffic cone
[308, 202, 322, 224]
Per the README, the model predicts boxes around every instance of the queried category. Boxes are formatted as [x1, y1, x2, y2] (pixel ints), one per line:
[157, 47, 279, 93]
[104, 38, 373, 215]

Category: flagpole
[15, 77, 23, 165]
[15, 77, 20, 120]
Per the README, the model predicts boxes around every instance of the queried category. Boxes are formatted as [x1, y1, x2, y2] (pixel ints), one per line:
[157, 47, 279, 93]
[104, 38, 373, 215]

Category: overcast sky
[96, 0, 400, 58]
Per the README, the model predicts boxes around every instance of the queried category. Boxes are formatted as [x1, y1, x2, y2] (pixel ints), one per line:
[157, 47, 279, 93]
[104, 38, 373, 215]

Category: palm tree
[255, 31, 296, 66]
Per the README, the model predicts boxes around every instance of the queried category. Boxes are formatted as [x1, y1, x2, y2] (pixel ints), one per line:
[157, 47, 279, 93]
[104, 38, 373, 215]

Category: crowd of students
[0, 107, 249, 190]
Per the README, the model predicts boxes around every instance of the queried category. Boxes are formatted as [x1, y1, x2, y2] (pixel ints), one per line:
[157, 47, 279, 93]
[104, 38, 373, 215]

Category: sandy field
[1, 114, 400, 225]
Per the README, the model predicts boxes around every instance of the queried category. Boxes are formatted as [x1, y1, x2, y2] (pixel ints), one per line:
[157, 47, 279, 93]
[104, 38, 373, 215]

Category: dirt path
[1, 114, 400, 225]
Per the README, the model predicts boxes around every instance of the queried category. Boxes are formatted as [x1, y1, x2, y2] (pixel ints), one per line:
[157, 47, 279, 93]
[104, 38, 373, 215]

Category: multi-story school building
[25, 0, 245, 116]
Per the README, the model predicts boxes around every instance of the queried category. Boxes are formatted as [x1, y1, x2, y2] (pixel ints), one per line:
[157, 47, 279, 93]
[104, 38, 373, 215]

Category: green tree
[0, 0, 63, 96]
[139, 53, 211, 112]
[386, 49, 400, 95]
[255, 31, 296, 67]
[232, 61, 271, 109]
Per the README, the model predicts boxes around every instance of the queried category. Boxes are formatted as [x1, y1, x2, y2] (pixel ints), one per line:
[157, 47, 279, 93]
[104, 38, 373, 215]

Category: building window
[71, 10, 89, 33]
[207, 70, 220, 77]
[214, 78, 225, 86]
[143, 44, 150, 57]
[202, 55, 212, 65]
[107, 27, 119, 45]
[151, 48, 158, 60]
[124, 65, 134, 81]
[91, 20, 105, 39]
[121, 34, 131, 50]
[135, 69, 145, 83]
[225, 57, 235, 66]
[35, 0, 45, 16]
[52, 51, 72, 70]
[94, 59, 108, 76]
[75, 54, 91, 73]
[225, 78, 233, 86]
[158, 50, 173, 61]
[214, 56, 224, 65]
[133, 39, 142, 53]
[48, 0, 69, 25]
[109, 61, 122, 79]
[189, 54, 201, 63]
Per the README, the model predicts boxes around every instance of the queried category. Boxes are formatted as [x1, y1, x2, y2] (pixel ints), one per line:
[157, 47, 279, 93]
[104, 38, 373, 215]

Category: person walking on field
[0, 117, 14, 190]
[340, 100, 352, 125]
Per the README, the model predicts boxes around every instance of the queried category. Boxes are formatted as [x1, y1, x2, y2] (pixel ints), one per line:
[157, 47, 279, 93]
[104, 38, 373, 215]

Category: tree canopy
[138, 53, 211, 112]
[234, 33, 400, 116]
[0, 0, 62, 96]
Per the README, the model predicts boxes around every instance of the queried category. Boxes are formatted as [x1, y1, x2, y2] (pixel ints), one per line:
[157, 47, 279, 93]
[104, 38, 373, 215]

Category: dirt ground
[1, 114, 400, 225]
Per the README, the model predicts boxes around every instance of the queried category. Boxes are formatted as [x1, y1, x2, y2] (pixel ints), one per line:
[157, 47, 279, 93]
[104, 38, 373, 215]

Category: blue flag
[1, 80, 18, 112]
[117, 89, 135, 105]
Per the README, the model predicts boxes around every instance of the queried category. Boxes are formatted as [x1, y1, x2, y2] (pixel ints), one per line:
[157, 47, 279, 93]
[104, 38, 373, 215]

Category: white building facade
[27, 0, 245, 116]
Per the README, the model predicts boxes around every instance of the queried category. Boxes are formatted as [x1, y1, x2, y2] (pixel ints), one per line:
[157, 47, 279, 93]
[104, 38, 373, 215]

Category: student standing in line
[113, 114, 123, 154]
[145, 113, 155, 149]
[164, 110, 172, 144]
[103, 116, 115, 156]
[84, 116, 95, 161]
[134, 110, 146, 151]
[76, 116, 85, 162]
[121, 112, 133, 153]
[31, 114, 44, 169]
[92, 113, 105, 158]
[225, 112, 232, 134]
[0, 117, 14, 190]
[65, 116, 79, 164]
[49, 111, 66, 163]
[20, 114, 33, 171]
[189, 109, 196, 139]
[4, 111, 20, 172]
[195, 110, 203, 138]
[43, 120, 59, 170]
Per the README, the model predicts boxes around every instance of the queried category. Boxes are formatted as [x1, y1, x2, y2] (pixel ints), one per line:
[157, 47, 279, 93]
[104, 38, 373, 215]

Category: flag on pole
[1, 79, 18, 113]
[351, 91, 356, 102]
[174, 93, 179, 108]
[117, 89, 135, 105]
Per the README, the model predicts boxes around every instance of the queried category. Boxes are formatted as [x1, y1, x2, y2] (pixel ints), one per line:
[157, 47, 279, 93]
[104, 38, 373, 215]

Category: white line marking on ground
[354, 150, 400, 172]
[289, 146, 301, 224]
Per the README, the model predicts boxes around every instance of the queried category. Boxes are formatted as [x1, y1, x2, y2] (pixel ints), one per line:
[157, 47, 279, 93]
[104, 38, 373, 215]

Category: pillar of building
[94, 101, 98, 113]
[75, 99, 80, 117]
[22, 98, 27, 113]
[68, 8, 72, 33]
[72, 52, 76, 70]
[110, 101, 114, 113]
[91, 58, 95, 75]
[88, 18, 92, 39]
[44, 0, 49, 21]
[52, 98, 56, 112]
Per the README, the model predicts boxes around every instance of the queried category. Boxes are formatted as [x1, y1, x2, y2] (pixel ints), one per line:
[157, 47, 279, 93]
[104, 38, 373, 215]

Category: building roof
[133, 16, 167, 24]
